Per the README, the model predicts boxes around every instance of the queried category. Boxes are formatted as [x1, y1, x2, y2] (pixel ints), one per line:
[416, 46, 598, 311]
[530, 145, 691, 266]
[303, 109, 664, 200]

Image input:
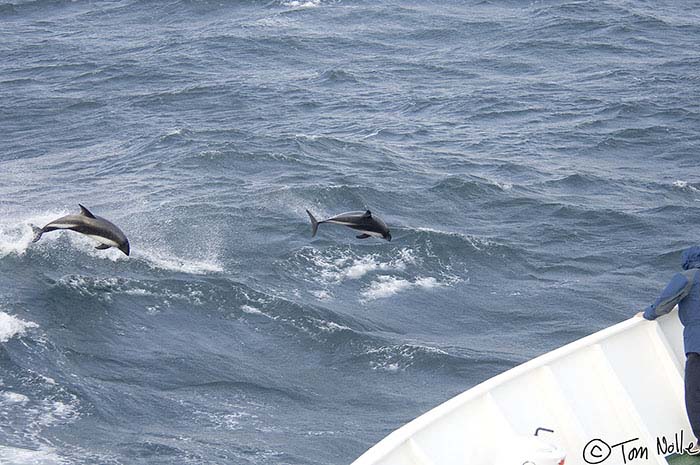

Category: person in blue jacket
[637, 246, 700, 454]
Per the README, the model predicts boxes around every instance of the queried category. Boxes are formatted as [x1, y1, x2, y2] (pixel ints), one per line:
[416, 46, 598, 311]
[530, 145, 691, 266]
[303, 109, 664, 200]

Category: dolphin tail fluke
[31, 225, 44, 243]
[306, 209, 319, 237]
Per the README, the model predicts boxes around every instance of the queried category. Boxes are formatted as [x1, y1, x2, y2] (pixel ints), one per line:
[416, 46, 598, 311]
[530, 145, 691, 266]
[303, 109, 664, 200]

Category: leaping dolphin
[306, 209, 391, 241]
[32, 204, 130, 255]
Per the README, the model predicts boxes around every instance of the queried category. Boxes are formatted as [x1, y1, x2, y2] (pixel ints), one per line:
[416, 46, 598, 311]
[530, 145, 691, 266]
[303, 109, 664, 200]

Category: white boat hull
[351, 313, 689, 465]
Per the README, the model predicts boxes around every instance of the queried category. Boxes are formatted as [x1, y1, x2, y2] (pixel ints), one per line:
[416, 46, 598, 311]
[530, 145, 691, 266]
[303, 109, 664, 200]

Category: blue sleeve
[643, 273, 692, 320]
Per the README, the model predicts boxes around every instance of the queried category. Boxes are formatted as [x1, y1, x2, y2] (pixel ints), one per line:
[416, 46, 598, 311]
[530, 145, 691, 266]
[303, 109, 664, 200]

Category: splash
[134, 248, 224, 275]
[69, 237, 224, 275]
[0, 211, 223, 274]
[51, 233, 223, 275]
[0, 312, 38, 343]
[0, 223, 35, 258]
[0, 210, 68, 258]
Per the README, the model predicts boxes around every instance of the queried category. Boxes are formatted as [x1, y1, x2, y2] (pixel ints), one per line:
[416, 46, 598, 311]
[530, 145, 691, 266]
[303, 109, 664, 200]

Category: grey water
[1, 0, 699, 463]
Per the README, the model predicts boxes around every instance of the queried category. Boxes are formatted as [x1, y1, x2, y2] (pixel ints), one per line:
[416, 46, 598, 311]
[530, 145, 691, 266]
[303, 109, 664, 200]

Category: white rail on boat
[351, 312, 689, 465]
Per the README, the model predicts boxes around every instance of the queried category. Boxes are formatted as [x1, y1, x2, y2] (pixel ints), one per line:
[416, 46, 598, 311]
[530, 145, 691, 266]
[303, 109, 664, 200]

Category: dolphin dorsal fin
[78, 204, 96, 219]
[363, 210, 372, 218]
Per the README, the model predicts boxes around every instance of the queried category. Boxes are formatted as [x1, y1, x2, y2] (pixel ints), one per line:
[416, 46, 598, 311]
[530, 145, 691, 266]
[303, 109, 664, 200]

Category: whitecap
[240, 305, 265, 316]
[40, 399, 78, 425]
[310, 289, 333, 301]
[372, 362, 400, 373]
[0, 312, 38, 343]
[365, 344, 449, 372]
[673, 180, 698, 192]
[361, 275, 447, 301]
[305, 247, 416, 284]
[282, 0, 322, 9]
[0, 445, 63, 465]
[0, 391, 29, 405]
[316, 320, 351, 333]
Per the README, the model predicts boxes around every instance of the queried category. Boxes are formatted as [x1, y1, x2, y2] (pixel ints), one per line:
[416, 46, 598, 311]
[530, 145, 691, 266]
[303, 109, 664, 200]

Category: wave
[312, 68, 359, 86]
[429, 175, 515, 200]
[235, 297, 363, 348]
[407, 226, 497, 251]
[232, 288, 476, 374]
[48, 273, 375, 356]
[542, 173, 614, 191]
[0, 3, 17, 16]
[351, 341, 511, 375]
[119, 442, 185, 460]
[54, 275, 215, 310]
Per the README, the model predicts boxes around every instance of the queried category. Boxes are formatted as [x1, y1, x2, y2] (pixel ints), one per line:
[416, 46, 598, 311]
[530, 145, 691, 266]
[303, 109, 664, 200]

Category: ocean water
[1, 0, 699, 463]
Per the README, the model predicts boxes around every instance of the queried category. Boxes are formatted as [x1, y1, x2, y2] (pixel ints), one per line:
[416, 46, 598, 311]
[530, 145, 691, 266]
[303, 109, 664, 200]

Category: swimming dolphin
[306, 209, 391, 241]
[32, 204, 130, 255]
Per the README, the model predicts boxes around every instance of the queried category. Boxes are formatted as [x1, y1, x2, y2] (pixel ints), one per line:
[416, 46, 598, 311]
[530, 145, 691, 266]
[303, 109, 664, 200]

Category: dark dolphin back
[330, 210, 390, 235]
[369, 213, 389, 233]
[326, 211, 370, 223]
[43, 208, 128, 245]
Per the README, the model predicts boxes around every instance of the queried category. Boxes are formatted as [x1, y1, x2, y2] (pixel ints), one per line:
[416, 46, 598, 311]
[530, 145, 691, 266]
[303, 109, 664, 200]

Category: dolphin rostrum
[306, 209, 391, 241]
[32, 204, 131, 255]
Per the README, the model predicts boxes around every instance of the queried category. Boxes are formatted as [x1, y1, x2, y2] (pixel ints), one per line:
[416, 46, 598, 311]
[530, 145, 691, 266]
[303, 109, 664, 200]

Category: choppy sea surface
[1, 0, 699, 463]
